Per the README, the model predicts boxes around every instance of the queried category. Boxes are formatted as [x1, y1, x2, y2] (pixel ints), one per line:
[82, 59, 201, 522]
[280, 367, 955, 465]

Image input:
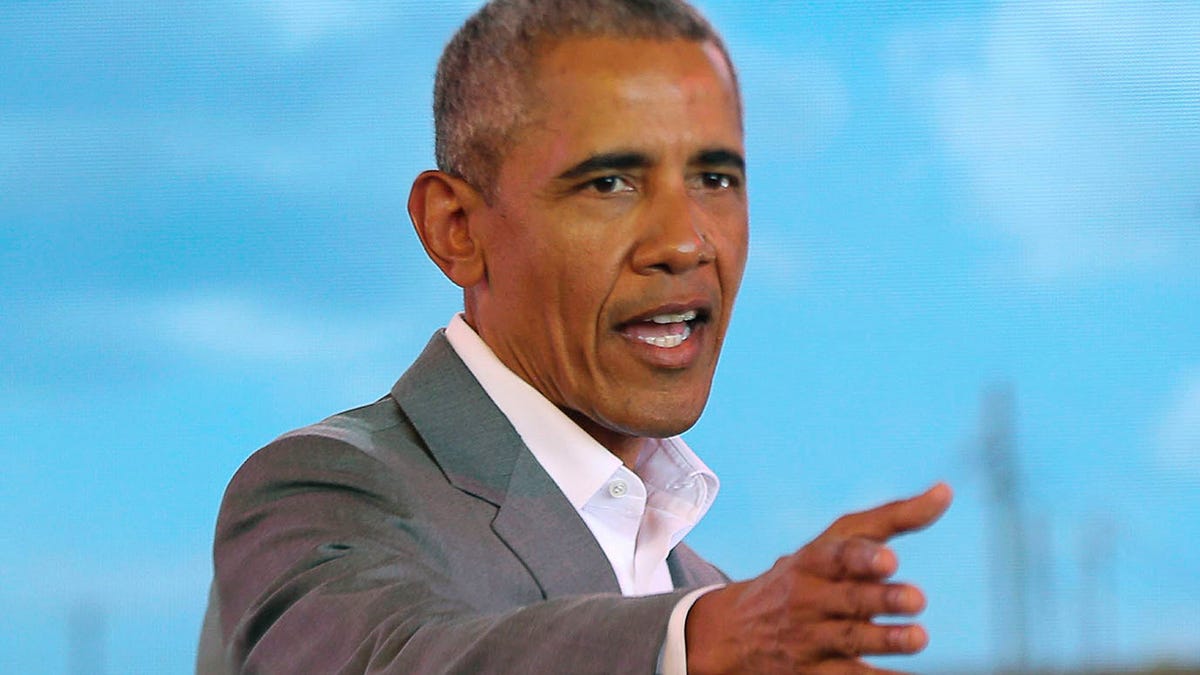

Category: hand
[685, 482, 953, 674]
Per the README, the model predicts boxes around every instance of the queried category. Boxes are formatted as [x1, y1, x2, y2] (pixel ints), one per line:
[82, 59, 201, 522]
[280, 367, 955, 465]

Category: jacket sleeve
[212, 432, 688, 674]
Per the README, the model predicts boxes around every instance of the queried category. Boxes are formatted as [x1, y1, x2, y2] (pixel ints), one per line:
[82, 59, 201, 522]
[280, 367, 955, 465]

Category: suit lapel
[392, 331, 620, 597]
[492, 450, 621, 596]
[667, 542, 729, 589]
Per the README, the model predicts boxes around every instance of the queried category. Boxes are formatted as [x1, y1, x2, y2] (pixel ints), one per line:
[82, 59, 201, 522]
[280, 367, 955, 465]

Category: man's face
[467, 36, 748, 457]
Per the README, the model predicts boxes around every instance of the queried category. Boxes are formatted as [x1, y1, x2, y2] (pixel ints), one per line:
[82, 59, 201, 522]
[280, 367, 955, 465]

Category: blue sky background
[2, 1, 1198, 672]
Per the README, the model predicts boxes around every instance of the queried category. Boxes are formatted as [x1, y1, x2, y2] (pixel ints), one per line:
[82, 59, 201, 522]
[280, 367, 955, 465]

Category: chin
[620, 405, 705, 440]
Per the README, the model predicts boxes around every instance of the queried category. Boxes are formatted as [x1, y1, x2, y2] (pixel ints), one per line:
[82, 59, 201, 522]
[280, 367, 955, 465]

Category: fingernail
[886, 587, 904, 609]
[887, 627, 908, 650]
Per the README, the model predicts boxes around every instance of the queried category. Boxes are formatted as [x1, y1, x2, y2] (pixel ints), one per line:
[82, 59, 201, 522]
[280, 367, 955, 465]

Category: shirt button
[608, 479, 628, 498]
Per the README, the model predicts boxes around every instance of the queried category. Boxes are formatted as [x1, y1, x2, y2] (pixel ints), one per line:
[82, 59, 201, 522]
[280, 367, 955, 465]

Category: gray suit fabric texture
[199, 331, 729, 673]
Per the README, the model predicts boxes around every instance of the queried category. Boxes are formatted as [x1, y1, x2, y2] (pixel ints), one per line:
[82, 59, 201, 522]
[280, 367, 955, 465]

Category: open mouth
[619, 308, 707, 349]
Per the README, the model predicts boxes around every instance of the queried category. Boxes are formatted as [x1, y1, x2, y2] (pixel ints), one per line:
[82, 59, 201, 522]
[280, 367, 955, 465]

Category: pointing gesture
[685, 483, 953, 674]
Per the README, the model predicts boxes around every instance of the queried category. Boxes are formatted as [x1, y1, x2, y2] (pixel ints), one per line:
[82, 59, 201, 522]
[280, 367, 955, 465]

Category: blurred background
[2, 1, 1198, 672]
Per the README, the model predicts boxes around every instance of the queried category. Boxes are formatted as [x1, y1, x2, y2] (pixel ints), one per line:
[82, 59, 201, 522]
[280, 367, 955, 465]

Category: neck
[564, 410, 649, 469]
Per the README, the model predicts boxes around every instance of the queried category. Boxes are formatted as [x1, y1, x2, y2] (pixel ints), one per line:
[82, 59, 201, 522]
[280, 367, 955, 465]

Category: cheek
[712, 234, 749, 311]
[491, 205, 634, 323]
[543, 229, 631, 297]
[708, 217, 749, 274]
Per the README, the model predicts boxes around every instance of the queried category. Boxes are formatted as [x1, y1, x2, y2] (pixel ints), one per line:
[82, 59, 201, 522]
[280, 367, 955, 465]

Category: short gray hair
[434, 0, 739, 198]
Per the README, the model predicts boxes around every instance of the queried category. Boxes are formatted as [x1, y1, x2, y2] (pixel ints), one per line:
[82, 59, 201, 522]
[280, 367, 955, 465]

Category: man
[199, 0, 952, 672]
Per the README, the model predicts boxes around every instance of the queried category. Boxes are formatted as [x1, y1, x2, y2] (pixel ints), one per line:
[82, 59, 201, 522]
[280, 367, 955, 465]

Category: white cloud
[251, 0, 481, 51]
[0, 113, 306, 206]
[1, 285, 454, 420]
[893, 1, 1200, 282]
[255, 0, 390, 49]
[744, 230, 815, 293]
[137, 290, 412, 363]
[17, 288, 427, 368]
[0, 108, 423, 221]
[1156, 369, 1200, 481]
[739, 46, 850, 160]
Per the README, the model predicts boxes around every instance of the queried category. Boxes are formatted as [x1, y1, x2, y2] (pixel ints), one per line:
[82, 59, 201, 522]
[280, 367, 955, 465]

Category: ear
[407, 170, 488, 289]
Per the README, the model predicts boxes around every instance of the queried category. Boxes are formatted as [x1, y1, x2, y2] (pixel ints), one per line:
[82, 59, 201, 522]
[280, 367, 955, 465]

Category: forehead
[529, 35, 739, 113]
[505, 37, 743, 170]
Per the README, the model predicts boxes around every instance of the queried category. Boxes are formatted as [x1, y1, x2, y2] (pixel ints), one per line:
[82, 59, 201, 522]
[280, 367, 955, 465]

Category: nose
[631, 188, 716, 275]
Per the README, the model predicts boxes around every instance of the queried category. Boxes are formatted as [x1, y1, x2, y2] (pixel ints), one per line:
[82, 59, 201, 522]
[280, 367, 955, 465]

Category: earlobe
[407, 170, 487, 289]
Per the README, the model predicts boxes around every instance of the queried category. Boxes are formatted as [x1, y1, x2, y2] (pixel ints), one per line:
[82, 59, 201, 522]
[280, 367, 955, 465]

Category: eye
[697, 172, 738, 190]
[586, 175, 634, 194]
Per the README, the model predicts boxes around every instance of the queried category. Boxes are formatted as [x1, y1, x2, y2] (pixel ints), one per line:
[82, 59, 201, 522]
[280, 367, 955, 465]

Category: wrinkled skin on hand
[685, 483, 953, 675]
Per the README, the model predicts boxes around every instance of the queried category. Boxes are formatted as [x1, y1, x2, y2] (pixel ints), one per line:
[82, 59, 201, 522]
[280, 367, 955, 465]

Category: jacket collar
[390, 331, 622, 597]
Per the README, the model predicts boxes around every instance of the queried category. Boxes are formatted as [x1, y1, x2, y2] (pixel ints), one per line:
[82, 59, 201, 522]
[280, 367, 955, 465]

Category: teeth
[637, 322, 693, 348]
[649, 310, 698, 324]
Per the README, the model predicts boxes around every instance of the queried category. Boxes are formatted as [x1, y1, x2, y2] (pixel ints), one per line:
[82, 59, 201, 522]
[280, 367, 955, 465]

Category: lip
[616, 299, 713, 327]
[613, 298, 715, 370]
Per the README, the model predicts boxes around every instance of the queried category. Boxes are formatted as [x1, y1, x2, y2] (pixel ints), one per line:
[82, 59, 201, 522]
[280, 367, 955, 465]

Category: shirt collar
[443, 314, 719, 522]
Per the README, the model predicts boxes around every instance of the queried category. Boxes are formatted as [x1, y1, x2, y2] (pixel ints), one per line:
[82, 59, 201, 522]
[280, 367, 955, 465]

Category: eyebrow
[556, 152, 652, 181]
[694, 148, 746, 173]
[554, 148, 746, 182]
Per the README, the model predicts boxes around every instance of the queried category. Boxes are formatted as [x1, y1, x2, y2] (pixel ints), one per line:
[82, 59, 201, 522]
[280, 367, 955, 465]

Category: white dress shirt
[444, 314, 721, 673]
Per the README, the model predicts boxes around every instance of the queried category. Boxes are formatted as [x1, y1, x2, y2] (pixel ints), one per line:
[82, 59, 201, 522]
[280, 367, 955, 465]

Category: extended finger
[803, 580, 926, 620]
[795, 536, 898, 579]
[825, 482, 953, 542]
[801, 620, 929, 658]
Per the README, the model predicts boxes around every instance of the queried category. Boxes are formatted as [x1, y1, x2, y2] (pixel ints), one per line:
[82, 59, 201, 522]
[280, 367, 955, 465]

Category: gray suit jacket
[198, 331, 728, 673]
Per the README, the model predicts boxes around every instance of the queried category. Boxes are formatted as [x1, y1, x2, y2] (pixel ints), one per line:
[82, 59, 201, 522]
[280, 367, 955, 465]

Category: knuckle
[781, 549, 811, 575]
[840, 538, 881, 578]
[833, 620, 863, 656]
[831, 512, 855, 528]
[791, 621, 821, 658]
[828, 539, 852, 577]
[846, 583, 876, 618]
